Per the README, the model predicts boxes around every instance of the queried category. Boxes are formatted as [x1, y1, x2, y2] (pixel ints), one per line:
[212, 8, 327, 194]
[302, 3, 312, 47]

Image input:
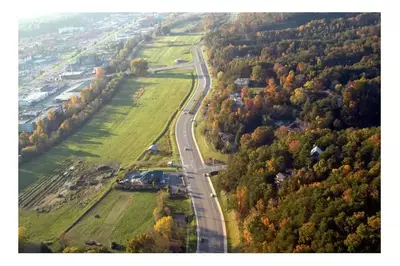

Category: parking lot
[162, 172, 185, 194]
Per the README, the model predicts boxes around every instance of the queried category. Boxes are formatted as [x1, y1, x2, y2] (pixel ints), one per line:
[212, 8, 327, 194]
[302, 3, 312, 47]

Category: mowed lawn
[139, 34, 202, 67]
[64, 190, 157, 248]
[19, 70, 193, 192]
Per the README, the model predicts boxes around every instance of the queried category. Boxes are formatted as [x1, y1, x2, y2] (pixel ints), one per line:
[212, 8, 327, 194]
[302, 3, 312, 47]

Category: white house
[275, 173, 287, 186]
[310, 145, 323, 156]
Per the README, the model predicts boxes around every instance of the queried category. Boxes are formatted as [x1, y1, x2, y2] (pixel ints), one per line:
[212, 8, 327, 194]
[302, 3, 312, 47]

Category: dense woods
[202, 13, 380, 252]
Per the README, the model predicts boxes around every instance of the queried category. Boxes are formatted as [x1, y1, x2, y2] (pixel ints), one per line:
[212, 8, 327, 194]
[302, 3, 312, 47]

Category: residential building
[310, 145, 324, 161]
[146, 144, 158, 153]
[234, 78, 251, 87]
[275, 173, 287, 186]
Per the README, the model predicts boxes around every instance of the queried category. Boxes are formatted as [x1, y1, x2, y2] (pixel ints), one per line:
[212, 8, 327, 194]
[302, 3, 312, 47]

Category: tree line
[19, 69, 126, 162]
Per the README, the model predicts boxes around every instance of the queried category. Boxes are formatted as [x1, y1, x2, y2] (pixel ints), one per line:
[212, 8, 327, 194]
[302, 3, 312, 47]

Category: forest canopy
[201, 12, 380, 252]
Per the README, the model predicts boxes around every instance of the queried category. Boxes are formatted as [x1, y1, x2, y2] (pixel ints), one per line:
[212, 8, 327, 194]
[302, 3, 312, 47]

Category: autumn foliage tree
[95, 66, 105, 79]
[154, 216, 174, 239]
[126, 234, 156, 253]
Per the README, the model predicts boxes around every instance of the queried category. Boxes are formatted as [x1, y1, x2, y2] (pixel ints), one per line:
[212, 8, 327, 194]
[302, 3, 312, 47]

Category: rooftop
[234, 78, 250, 85]
[310, 146, 323, 156]
[61, 71, 84, 76]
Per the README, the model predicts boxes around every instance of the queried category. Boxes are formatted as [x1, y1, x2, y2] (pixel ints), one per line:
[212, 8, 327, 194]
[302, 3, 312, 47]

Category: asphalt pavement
[175, 45, 226, 253]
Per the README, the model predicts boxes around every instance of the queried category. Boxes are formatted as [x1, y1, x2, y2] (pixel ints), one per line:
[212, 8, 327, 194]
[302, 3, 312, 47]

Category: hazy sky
[18, 11, 57, 21]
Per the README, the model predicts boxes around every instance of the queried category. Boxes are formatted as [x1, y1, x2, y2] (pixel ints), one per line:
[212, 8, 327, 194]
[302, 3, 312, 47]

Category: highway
[175, 45, 227, 253]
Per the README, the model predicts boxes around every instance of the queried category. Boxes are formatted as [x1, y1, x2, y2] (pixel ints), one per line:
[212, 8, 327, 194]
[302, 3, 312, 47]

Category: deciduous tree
[154, 216, 174, 239]
[130, 58, 149, 76]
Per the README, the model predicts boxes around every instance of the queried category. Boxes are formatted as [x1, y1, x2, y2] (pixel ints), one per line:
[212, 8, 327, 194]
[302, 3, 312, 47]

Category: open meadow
[19, 70, 193, 192]
[138, 34, 202, 67]
[64, 190, 157, 249]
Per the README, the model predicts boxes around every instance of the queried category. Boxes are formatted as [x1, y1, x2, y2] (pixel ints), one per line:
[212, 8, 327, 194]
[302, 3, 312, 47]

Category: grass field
[193, 46, 229, 163]
[19, 182, 112, 243]
[139, 34, 202, 67]
[143, 73, 198, 166]
[194, 119, 229, 163]
[19, 70, 193, 192]
[171, 18, 202, 34]
[64, 190, 157, 249]
[210, 175, 242, 252]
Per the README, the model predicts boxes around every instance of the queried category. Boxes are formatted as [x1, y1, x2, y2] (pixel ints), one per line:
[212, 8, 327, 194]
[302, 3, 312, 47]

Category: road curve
[175, 45, 226, 253]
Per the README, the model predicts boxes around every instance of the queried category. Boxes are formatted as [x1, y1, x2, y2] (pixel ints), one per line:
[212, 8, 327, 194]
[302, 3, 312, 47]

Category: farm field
[139, 34, 202, 67]
[19, 70, 194, 192]
[64, 190, 157, 249]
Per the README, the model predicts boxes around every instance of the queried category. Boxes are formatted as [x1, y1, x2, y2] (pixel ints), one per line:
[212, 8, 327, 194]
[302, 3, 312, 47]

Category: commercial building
[18, 105, 63, 133]
[59, 71, 84, 80]
[54, 82, 86, 103]
[19, 91, 49, 106]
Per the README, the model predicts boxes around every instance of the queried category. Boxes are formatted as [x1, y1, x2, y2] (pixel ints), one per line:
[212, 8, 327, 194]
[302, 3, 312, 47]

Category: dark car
[209, 171, 219, 176]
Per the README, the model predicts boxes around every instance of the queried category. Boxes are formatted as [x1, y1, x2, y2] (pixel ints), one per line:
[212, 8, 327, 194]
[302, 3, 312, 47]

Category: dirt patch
[19, 160, 120, 212]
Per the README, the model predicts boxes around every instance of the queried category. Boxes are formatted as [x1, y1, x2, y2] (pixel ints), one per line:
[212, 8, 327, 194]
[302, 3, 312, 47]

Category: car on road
[183, 111, 188, 114]
[210, 193, 215, 198]
[184, 147, 189, 151]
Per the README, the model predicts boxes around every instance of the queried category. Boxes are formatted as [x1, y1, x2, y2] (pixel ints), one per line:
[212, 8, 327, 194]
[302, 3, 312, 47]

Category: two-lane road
[175, 45, 226, 253]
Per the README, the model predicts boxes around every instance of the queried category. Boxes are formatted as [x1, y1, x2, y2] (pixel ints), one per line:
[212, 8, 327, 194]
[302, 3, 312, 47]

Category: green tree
[251, 65, 266, 83]
[130, 58, 149, 76]
[161, 25, 171, 35]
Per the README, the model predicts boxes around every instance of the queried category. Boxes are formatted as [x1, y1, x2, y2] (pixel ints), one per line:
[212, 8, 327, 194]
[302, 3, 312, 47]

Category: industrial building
[18, 105, 63, 133]
[54, 82, 86, 103]
[19, 91, 49, 106]
[59, 71, 84, 80]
